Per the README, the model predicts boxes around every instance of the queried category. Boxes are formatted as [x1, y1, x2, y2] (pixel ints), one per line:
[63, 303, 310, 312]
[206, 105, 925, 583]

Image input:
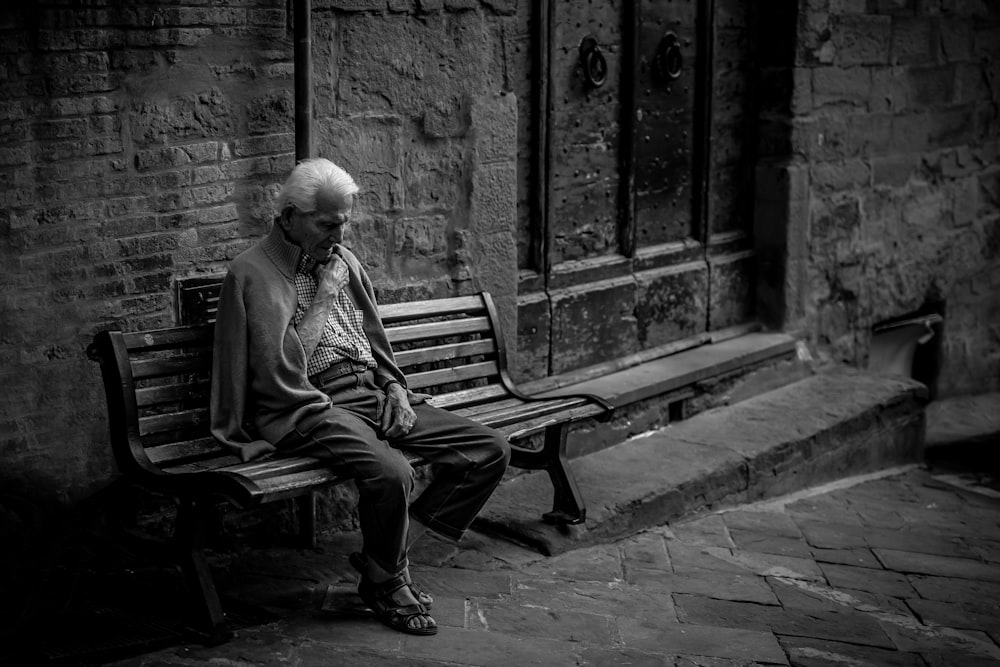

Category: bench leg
[175, 498, 231, 645]
[540, 425, 587, 526]
[297, 492, 317, 549]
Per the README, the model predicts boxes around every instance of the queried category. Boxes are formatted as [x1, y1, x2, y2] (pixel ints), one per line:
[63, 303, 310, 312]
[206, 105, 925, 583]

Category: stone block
[832, 14, 892, 66]
[812, 66, 872, 108]
[872, 153, 920, 186]
[513, 291, 549, 382]
[403, 140, 464, 212]
[316, 115, 404, 212]
[940, 16, 974, 62]
[811, 159, 871, 191]
[908, 64, 956, 107]
[338, 12, 496, 117]
[471, 162, 516, 236]
[549, 277, 638, 374]
[891, 16, 937, 65]
[871, 65, 911, 113]
[471, 91, 517, 163]
[709, 251, 756, 330]
[847, 112, 893, 157]
[927, 106, 975, 148]
[890, 112, 930, 152]
[635, 262, 708, 348]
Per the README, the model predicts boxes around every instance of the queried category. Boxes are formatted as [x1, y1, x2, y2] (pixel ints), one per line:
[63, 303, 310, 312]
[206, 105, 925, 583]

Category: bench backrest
[88, 291, 517, 477]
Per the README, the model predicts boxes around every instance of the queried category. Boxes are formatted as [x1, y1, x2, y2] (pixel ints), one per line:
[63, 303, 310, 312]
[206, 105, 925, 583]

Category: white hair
[274, 158, 359, 215]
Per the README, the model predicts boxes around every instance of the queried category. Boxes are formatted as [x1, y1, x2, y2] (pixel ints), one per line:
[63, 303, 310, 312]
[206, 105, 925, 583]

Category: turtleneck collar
[260, 219, 303, 280]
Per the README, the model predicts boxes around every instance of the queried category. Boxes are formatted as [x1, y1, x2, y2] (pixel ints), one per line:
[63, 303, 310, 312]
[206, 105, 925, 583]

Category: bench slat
[451, 396, 525, 418]
[146, 436, 222, 464]
[378, 295, 486, 324]
[393, 339, 497, 368]
[495, 403, 608, 441]
[471, 396, 591, 430]
[136, 380, 211, 408]
[385, 317, 492, 344]
[139, 407, 210, 436]
[405, 360, 499, 390]
[132, 354, 211, 380]
[425, 384, 510, 410]
[122, 326, 213, 352]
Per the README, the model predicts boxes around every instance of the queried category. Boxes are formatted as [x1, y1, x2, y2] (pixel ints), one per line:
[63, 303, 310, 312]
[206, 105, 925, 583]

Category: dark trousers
[276, 370, 510, 575]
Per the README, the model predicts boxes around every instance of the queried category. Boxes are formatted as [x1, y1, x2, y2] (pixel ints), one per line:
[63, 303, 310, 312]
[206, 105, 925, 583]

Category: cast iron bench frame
[87, 290, 612, 643]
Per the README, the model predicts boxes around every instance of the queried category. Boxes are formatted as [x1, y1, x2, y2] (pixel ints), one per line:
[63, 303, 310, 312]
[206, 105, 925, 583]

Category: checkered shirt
[293, 253, 377, 378]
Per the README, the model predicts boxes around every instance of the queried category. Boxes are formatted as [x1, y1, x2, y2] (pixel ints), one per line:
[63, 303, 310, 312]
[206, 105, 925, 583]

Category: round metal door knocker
[654, 32, 683, 83]
[579, 36, 608, 89]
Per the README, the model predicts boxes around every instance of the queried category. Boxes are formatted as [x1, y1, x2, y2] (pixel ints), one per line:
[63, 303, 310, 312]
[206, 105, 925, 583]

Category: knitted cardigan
[210, 223, 408, 462]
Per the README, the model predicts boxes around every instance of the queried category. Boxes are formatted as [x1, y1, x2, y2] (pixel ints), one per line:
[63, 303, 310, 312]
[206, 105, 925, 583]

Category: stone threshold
[520, 328, 799, 409]
[476, 368, 928, 556]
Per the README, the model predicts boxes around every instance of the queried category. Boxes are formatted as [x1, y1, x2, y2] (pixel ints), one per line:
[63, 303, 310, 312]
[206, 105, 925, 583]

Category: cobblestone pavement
[108, 463, 1000, 666]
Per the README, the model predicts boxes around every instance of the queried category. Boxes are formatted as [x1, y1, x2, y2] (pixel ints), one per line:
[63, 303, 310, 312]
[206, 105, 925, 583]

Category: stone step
[474, 369, 928, 555]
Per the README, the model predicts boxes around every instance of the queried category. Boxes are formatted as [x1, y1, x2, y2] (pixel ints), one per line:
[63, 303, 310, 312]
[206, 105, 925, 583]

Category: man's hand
[381, 382, 417, 439]
[313, 249, 350, 298]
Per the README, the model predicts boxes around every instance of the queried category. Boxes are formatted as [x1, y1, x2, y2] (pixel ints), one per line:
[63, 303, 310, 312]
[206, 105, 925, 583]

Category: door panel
[548, 0, 624, 266]
[634, 0, 699, 248]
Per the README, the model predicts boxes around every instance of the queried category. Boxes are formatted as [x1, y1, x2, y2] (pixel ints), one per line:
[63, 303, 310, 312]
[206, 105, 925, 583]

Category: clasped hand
[381, 382, 417, 438]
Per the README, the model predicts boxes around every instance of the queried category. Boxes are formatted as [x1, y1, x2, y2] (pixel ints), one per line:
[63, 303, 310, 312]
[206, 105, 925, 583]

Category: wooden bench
[87, 290, 612, 642]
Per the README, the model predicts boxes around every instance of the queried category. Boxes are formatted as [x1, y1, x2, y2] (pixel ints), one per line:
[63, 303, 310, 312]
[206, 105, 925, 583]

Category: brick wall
[758, 0, 1000, 396]
[0, 1, 518, 502]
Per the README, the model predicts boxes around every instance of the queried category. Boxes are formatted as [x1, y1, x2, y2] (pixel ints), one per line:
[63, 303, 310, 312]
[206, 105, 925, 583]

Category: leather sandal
[357, 573, 437, 636]
[349, 551, 433, 609]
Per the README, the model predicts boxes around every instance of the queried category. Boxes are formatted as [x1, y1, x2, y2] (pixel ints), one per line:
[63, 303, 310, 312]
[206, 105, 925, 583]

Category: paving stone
[728, 530, 814, 559]
[672, 594, 895, 649]
[617, 617, 788, 665]
[401, 625, 583, 666]
[578, 646, 671, 666]
[476, 600, 616, 644]
[671, 514, 735, 548]
[666, 541, 752, 574]
[721, 509, 803, 539]
[767, 577, 910, 616]
[797, 520, 869, 550]
[970, 539, 1000, 564]
[908, 574, 1000, 603]
[876, 618, 1000, 662]
[809, 547, 881, 568]
[622, 531, 671, 570]
[863, 530, 976, 559]
[873, 548, 1000, 581]
[785, 496, 862, 526]
[920, 653, 1000, 667]
[297, 644, 434, 665]
[818, 562, 917, 598]
[520, 543, 623, 582]
[777, 636, 924, 667]
[626, 568, 778, 605]
[703, 546, 825, 582]
[408, 567, 513, 599]
[282, 611, 406, 649]
[906, 598, 1000, 635]
[513, 577, 678, 621]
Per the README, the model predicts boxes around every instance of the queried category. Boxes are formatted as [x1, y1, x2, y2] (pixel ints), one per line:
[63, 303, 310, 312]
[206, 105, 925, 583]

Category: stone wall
[757, 0, 1000, 396]
[0, 1, 518, 501]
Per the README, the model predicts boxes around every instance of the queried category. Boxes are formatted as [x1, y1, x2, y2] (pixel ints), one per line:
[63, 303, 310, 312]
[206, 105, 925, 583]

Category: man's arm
[296, 248, 350, 359]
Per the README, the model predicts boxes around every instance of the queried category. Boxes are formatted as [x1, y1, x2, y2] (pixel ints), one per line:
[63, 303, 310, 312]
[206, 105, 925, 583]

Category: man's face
[283, 189, 354, 263]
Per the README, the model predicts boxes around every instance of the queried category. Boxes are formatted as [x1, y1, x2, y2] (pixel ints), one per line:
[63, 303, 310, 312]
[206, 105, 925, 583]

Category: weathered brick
[812, 159, 871, 190]
[813, 66, 873, 108]
[37, 28, 124, 51]
[848, 112, 893, 157]
[832, 14, 892, 65]
[939, 17, 973, 61]
[314, 0, 389, 10]
[890, 112, 931, 152]
[867, 0, 917, 14]
[232, 133, 294, 158]
[249, 9, 285, 25]
[927, 106, 975, 148]
[891, 16, 938, 65]
[124, 28, 213, 47]
[872, 153, 921, 185]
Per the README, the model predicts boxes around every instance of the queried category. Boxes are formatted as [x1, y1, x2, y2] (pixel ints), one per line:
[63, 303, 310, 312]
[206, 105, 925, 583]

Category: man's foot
[349, 552, 433, 609]
[357, 573, 437, 635]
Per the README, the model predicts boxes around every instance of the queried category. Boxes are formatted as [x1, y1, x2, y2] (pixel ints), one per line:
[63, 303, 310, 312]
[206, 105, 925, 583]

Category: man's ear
[278, 207, 294, 231]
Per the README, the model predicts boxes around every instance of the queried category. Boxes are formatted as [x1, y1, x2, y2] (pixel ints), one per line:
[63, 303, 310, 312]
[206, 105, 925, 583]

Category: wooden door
[539, 0, 756, 374]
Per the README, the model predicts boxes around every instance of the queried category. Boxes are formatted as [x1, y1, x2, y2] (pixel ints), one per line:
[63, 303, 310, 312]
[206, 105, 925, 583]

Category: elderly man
[210, 158, 510, 636]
